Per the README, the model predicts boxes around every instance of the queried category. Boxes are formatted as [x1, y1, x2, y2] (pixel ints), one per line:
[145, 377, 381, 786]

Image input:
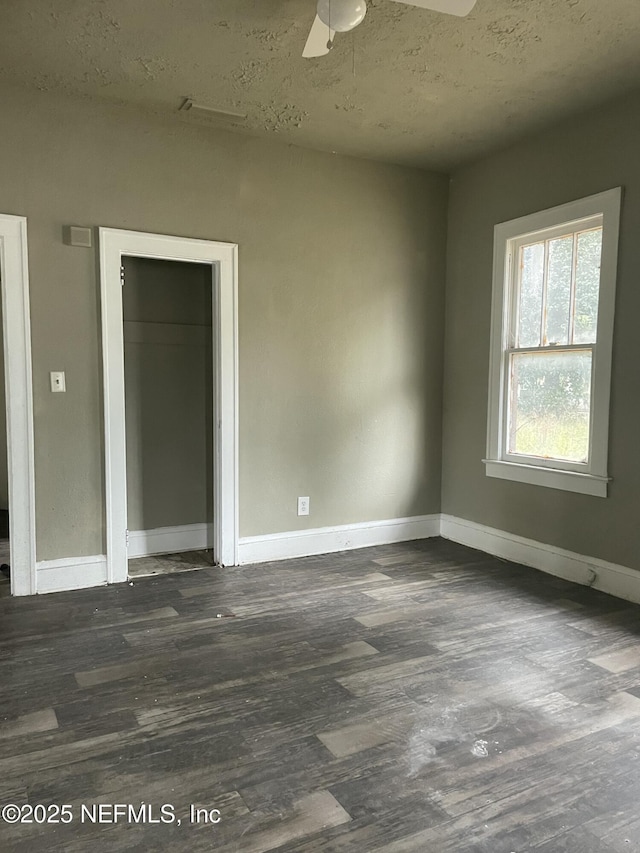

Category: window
[485, 188, 622, 497]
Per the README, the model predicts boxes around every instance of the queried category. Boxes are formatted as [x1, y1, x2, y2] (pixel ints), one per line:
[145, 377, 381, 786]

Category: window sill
[483, 459, 609, 497]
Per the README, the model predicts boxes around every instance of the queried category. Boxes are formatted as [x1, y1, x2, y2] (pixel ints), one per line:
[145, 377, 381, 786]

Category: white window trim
[485, 188, 622, 498]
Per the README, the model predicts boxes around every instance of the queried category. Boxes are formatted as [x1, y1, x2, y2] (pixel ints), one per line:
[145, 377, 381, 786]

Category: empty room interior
[2, 1, 640, 850]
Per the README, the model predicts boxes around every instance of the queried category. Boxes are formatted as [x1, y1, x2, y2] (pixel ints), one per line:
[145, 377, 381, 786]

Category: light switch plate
[50, 371, 66, 392]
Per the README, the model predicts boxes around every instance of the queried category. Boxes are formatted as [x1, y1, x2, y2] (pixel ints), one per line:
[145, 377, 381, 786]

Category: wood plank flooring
[1, 538, 640, 851]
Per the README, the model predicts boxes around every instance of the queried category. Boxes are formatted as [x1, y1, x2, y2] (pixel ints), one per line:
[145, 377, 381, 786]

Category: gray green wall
[0, 84, 448, 562]
[442, 90, 640, 570]
[123, 257, 213, 532]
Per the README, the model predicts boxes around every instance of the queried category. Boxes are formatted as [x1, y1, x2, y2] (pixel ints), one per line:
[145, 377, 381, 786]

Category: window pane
[517, 242, 544, 347]
[508, 350, 592, 462]
[544, 236, 573, 345]
[573, 228, 602, 344]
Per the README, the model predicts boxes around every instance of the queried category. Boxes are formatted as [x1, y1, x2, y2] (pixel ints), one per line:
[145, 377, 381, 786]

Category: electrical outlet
[297, 496, 310, 516]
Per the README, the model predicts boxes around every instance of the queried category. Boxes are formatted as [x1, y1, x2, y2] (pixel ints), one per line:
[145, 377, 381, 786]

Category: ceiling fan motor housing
[317, 0, 367, 32]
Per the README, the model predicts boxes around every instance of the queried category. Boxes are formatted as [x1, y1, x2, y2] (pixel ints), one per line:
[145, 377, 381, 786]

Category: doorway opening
[99, 229, 239, 585]
[122, 256, 214, 578]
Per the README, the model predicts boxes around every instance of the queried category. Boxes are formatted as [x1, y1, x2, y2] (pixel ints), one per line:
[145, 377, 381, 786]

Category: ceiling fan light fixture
[316, 0, 367, 33]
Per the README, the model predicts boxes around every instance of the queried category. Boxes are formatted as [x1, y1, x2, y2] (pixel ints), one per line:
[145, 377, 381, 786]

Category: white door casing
[98, 228, 239, 583]
[0, 214, 37, 596]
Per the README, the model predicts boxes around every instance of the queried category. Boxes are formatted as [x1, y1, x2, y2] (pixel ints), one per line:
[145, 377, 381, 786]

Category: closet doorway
[122, 257, 214, 577]
[99, 229, 238, 584]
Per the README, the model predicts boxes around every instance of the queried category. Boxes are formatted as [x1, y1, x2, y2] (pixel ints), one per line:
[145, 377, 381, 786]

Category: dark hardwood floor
[1, 538, 640, 852]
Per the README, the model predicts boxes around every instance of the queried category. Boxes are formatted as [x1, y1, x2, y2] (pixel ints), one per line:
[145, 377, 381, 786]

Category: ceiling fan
[303, 0, 477, 58]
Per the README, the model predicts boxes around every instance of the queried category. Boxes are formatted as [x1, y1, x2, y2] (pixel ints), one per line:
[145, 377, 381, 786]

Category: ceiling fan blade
[390, 0, 477, 16]
[303, 14, 335, 58]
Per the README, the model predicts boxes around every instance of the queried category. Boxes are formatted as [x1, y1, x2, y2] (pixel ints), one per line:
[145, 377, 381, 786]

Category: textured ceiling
[2, 0, 640, 169]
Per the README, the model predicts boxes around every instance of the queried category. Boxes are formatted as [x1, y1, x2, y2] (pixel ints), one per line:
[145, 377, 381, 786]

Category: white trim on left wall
[98, 228, 239, 584]
[0, 214, 37, 596]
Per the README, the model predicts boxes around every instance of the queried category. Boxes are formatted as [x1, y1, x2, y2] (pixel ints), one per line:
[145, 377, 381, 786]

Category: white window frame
[485, 188, 622, 498]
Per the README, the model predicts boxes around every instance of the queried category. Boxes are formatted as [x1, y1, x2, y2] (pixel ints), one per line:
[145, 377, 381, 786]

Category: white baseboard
[36, 555, 107, 594]
[127, 523, 213, 559]
[440, 514, 640, 606]
[238, 514, 441, 565]
[29, 514, 640, 607]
